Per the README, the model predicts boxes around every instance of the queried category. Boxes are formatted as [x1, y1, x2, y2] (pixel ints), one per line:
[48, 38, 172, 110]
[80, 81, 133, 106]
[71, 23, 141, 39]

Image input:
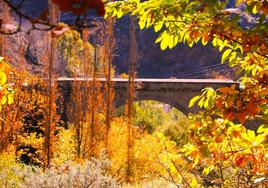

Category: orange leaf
[236, 112, 246, 124]
[245, 101, 260, 116]
[215, 135, 224, 143]
[218, 87, 235, 94]
[225, 112, 235, 121]
[235, 156, 244, 166]
[215, 99, 224, 108]
[232, 130, 241, 138]
[202, 32, 211, 43]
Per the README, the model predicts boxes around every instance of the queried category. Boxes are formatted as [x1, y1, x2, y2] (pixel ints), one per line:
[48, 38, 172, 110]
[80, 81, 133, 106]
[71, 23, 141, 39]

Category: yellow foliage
[0, 151, 24, 187]
[108, 117, 195, 186]
[52, 128, 76, 165]
[0, 56, 13, 110]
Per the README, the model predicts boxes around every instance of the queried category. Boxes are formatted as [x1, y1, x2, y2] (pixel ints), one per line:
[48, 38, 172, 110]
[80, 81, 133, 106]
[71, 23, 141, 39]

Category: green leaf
[117, 10, 124, 18]
[189, 96, 200, 108]
[154, 21, 164, 32]
[139, 19, 146, 30]
[221, 49, 232, 64]
[155, 34, 164, 44]
[198, 97, 205, 108]
[202, 166, 214, 175]
[203, 99, 209, 108]
[229, 52, 237, 64]
[257, 124, 268, 134]
[160, 37, 169, 50]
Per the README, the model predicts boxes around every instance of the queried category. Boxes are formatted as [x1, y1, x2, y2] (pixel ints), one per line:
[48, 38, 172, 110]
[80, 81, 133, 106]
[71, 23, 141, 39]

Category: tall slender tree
[104, 18, 115, 152]
[126, 16, 138, 183]
[44, 0, 59, 168]
[90, 46, 98, 158]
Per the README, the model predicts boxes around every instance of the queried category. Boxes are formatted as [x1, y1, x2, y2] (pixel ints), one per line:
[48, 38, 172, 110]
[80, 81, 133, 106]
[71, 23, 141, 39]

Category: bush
[20, 159, 118, 188]
[0, 153, 118, 188]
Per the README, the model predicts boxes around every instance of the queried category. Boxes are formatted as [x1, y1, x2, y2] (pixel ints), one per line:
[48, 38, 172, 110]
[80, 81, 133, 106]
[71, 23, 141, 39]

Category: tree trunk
[44, 0, 59, 168]
[104, 18, 115, 153]
[126, 16, 138, 183]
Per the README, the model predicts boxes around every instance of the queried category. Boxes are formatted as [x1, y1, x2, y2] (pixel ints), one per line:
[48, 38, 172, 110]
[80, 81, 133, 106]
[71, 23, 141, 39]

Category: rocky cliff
[1, 0, 234, 79]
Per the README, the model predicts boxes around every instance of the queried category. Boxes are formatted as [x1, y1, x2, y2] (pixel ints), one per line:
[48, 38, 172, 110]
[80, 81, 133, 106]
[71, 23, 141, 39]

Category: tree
[105, 0, 268, 186]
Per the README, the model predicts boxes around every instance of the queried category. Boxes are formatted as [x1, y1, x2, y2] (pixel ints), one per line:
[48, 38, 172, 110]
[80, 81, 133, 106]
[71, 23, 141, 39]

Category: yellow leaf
[252, 5, 258, 14]
[0, 72, 7, 86]
[1, 96, 7, 105]
[156, 132, 164, 139]
[257, 124, 268, 134]
[189, 96, 200, 108]
[160, 38, 169, 50]
[154, 21, 164, 32]
[138, 19, 146, 30]
[117, 10, 124, 18]
[221, 49, 232, 64]
[202, 165, 214, 175]
[190, 178, 198, 188]
[7, 94, 14, 105]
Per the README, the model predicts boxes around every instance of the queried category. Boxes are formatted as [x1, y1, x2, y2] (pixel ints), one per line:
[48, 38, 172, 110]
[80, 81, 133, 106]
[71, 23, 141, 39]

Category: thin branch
[171, 159, 192, 188]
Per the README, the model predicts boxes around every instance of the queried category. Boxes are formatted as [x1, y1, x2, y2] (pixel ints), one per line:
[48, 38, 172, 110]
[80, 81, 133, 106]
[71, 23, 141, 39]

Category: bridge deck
[57, 77, 239, 84]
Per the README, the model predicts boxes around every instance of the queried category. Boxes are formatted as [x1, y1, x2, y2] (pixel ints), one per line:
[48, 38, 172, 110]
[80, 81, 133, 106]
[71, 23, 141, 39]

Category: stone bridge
[57, 78, 240, 115]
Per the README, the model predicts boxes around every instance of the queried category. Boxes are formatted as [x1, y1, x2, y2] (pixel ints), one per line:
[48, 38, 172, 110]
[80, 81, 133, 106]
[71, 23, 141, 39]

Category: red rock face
[2, 1, 234, 79]
[52, 0, 105, 16]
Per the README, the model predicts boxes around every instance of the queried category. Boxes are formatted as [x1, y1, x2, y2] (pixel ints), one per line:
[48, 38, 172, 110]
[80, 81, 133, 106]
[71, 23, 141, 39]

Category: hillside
[1, 0, 234, 79]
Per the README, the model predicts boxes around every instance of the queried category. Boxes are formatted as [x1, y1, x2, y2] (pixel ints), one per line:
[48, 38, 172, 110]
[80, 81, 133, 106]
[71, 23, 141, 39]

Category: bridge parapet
[57, 78, 240, 115]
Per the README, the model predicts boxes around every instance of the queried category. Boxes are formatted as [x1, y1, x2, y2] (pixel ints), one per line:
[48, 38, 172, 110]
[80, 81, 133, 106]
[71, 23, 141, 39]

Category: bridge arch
[57, 78, 239, 120]
[114, 95, 190, 115]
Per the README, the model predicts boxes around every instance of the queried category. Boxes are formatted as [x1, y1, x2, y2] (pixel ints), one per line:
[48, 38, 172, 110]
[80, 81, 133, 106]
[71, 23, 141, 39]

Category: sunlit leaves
[221, 49, 233, 64]
[0, 72, 7, 86]
[103, 1, 268, 186]
[202, 165, 214, 175]
[188, 88, 216, 109]
[155, 30, 181, 50]
[0, 57, 13, 109]
[185, 115, 268, 186]
[189, 96, 200, 108]
[257, 124, 268, 134]
[154, 21, 164, 32]
[57, 30, 86, 75]
[180, 143, 201, 165]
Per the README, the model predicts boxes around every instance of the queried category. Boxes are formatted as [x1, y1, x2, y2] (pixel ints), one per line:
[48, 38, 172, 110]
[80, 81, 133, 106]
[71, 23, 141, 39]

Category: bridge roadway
[57, 78, 240, 115]
[57, 77, 239, 84]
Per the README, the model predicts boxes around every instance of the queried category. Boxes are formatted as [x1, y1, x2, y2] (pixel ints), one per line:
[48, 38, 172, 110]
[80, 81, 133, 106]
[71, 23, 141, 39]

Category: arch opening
[114, 96, 190, 115]
[115, 100, 190, 145]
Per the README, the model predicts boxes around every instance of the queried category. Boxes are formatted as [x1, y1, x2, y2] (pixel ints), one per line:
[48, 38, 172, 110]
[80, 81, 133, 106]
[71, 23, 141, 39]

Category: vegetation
[0, 0, 267, 187]
[106, 0, 268, 187]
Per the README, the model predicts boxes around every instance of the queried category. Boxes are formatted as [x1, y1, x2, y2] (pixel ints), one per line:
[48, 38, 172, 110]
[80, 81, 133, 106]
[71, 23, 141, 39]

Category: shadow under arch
[114, 95, 190, 116]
